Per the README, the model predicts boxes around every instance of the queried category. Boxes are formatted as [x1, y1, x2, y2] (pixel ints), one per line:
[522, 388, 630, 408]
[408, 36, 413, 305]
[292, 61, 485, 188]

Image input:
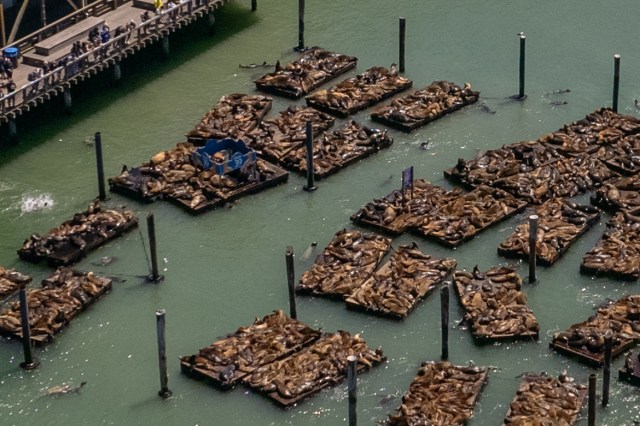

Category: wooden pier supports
[528, 214, 538, 283]
[162, 36, 170, 57]
[251, 0, 257, 12]
[588, 373, 596, 426]
[208, 12, 215, 34]
[303, 121, 317, 192]
[18, 285, 39, 370]
[285, 246, 297, 320]
[297, 0, 305, 51]
[399, 17, 406, 73]
[8, 118, 17, 140]
[94, 132, 107, 201]
[146, 213, 164, 283]
[602, 330, 612, 406]
[440, 283, 449, 360]
[156, 309, 172, 398]
[113, 62, 122, 83]
[612, 54, 620, 113]
[63, 87, 72, 113]
[347, 354, 358, 426]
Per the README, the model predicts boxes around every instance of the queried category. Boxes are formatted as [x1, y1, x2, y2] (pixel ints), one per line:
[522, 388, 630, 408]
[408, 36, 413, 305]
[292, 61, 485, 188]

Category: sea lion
[46, 381, 87, 396]
[91, 256, 117, 267]
[478, 103, 496, 114]
[419, 139, 431, 150]
[301, 242, 318, 261]
[549, 100, 568, 106]
[238, 61, 272, 69]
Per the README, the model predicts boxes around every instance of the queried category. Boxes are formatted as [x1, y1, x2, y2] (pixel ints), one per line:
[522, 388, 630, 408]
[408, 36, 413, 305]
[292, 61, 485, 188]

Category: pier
[0, 0, 236, 125]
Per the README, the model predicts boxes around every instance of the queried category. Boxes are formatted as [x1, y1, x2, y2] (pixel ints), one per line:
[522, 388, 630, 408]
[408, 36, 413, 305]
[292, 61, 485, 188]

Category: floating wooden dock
[371, 81, 479, 132]
[501, 373, 587, 426]
[498, 198, 600, 266]
[388, 361, 488, 426]
[0, 267, 31, 303]
[454, 267, 540, 342]
[345, 244, 456, 319]
[254, 48, 357, 99]
[296, 229, 391, 299]
[17, 202, 138, 267]
[0, 268, 112, 346]
[305, 66, 412, 118]
[581, 207, 640, 280]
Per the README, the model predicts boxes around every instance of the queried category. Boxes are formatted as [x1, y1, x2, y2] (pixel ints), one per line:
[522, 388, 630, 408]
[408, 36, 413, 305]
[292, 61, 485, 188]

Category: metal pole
[602, 330, 612, 406]
[146, 213, 164, 283]
[399, 17, 406, 73]
[612, 54, 620, 113]
[440, 283, 449, 360]
[297, 0, 305, 51]
[156, 309, 172, 398]
[303, 121, 317, 192]
[588, 373, 596, 426]
[18, 286, 39, 370]
[528, 214, 538, 283]
[286, 246, 297, 320]
[347, 355, 357, 426]
[94, 132, 106, 201]
[518, 34, 526, 99]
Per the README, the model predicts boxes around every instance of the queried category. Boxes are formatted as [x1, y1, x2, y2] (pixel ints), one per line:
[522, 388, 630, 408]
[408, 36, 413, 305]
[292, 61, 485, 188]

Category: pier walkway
[0, 0, 235, 126]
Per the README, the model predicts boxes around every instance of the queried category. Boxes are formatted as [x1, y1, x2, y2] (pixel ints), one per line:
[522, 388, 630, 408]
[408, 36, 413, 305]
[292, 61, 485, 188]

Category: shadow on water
[0, 2, 259, 161]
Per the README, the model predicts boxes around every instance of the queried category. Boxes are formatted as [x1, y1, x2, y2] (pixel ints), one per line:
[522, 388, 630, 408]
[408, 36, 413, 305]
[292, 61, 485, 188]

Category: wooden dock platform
[0, 0, 234, 125]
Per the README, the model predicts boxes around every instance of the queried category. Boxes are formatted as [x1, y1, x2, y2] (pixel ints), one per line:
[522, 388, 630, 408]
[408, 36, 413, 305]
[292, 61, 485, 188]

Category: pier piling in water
[303, 121, 317, 192]
[95, 132, 107, 201]
[347, 355, 357, 426]
[518, 34, 526, 99]
[113, 63, 121, 83]
[440, 283, 449, 360]
[612, 54, 620, 113]
[297, 0, 305, 51]
[162, 36, 170, 57]
[286, 246, 297, 319]
[251, 0, 256, 11]
[8, 118, 17, 140]
[602, 330, 612, 406]
[399, 17, 406, 73]
[156, 309, 172, 398]
[18, 285, 39, 370]
[146, 213, 164, 283]
[528, 214, 538, 283]
[588, 373, 596, 426]
[63, 87, 72, 113]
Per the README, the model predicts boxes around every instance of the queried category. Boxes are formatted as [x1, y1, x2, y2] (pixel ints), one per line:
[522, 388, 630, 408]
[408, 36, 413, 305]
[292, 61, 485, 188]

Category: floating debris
[0, 267, 31, 302]
[387, 361, 487, 425]
[180, 310, 321, 389]
[185, 94, 272, 144]
[243, 330, 385, 407]
[296, 229, 391, 298]
[371, 81, 479, 132]
[498, 199, 600, 265]
[581, 208, 640, 280]
[502, 373, 586, 425]
[17, 201, 138, 267]
[254, 48, 357, 99]
[345, 244, 456, 319]
[0, 268, 112, 345]
[306, 66, 412, 117]
[454, 267, 540, 342]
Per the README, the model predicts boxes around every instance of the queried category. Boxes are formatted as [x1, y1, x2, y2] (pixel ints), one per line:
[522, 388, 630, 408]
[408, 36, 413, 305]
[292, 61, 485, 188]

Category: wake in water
[20, 193, 55, 214]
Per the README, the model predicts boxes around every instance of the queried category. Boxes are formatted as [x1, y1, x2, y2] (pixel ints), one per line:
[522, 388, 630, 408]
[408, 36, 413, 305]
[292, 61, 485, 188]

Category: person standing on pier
[154, 0, 164, 14]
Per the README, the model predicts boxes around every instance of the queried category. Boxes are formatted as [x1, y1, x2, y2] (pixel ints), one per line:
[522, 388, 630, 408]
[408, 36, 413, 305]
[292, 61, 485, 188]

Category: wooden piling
[8, 118, 16, 140]
[528, 214, 538, 283]
[94, 132, 107, 201]
[286, 246, 297, 320]
[63, 87, 72, 113]
[18, 285, 39, 370]
[297, 0, 305, 51]
[588, 373, 596, 426]
[162, 36, 169, 57]
[303, 121, 317, 192]
[440, 283, 449, 360]
[399, 17, 406, 73]
[251, 0, 256, 11]
[113, 63, 121, 82]
[518, 34, 526, 99]
[347, 354, 357, 426]
[146, 213, 164, 283]
[156, 309, 172, 398]
[602, 330, 612, 406]
[612, 54, 620, 113]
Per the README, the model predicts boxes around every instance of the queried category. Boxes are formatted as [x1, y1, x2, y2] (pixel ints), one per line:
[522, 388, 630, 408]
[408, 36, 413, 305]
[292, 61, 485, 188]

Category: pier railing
[0, 0, 228, 122]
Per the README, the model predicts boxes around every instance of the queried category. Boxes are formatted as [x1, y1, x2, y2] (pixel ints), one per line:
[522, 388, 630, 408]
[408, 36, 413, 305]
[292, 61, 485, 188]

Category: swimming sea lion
[46, 381, 87, 396]
[478, 103, 496, 114]
[301, 242, 318, 261]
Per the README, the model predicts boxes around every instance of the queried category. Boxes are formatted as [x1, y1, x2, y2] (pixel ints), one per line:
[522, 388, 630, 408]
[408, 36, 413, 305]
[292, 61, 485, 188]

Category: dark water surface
[1, 1, 640, 424]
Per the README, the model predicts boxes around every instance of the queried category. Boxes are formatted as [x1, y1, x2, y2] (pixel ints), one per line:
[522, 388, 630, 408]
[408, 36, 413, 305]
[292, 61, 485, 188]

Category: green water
[1, 0, 640, 424]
